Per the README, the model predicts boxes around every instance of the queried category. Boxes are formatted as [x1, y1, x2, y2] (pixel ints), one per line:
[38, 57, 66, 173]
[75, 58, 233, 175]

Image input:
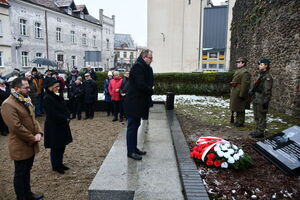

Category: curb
[166, 109, 210, 200]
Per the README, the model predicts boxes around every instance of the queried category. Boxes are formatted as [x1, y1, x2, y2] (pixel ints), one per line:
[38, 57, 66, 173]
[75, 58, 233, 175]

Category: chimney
[99, 9, 103, 25]
[112, 15, 115, 27]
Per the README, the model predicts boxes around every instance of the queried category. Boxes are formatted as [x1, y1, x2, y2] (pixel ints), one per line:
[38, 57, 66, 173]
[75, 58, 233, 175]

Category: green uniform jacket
[230, 67, 251, 111]
[253, 70, 273, 105]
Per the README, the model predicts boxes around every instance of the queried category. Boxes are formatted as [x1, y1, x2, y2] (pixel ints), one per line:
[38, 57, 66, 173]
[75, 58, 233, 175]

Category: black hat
[46, 77, 60, 88]
[51, 71, 58, 76]
[32, 67, 38, 72]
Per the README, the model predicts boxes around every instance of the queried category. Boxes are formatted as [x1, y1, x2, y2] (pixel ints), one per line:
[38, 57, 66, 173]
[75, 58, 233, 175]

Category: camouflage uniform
[252, 70, 273, 135]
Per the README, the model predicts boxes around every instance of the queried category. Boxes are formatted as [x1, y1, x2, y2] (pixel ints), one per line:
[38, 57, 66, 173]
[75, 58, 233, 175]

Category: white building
[114, 33, 137, 70]
[0, 0, 12, 74]
[8, 0, 115, 72]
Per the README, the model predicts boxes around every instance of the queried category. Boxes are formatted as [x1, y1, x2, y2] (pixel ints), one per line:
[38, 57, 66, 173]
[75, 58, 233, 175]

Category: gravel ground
[0, 112, 124, 200]
[177, 113, 300, 200]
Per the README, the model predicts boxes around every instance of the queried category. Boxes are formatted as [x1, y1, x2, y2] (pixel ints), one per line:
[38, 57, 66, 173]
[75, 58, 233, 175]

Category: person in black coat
[82, 73, 97, 119]
[0, 79, 10, 136]
[43, 78, 73, 174]
[84, 65, 97, 81]
[119, 71, 130, 121]
[69, 77, 84, 120]
[124, 49, 154, 160]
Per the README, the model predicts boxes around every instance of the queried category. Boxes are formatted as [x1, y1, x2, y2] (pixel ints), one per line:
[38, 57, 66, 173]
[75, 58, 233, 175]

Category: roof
[21, 0, 100, 25]
[114, 34, 135, 49]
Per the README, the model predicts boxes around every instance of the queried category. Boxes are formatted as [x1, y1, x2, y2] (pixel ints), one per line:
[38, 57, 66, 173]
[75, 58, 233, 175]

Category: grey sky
[74, 0, 224, 46]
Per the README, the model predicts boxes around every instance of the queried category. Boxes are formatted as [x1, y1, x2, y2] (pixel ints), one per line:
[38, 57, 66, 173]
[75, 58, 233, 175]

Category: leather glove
[262, 103, 269, 110]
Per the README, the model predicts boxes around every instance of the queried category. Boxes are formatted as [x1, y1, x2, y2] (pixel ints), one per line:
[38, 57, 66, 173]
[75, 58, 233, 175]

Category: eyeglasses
[146, 56, 153, 60]
[54, 86, 60, 88]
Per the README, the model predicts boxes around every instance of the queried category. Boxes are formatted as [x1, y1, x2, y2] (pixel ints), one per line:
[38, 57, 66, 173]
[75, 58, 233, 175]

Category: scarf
[11, 89, 35, 118]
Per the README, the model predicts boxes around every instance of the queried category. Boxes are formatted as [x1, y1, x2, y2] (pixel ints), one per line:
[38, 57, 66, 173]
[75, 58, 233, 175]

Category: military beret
[258, 58, 271, 64]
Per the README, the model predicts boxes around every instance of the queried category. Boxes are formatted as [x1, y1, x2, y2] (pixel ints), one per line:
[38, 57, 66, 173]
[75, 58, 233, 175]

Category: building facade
[0, 0, 12, 74]
[8, 0, 115, 73]
[114, 33, 137, 70]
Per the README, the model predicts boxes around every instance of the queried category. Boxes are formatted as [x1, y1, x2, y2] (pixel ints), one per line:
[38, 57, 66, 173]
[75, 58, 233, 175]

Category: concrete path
[89, 104, 184, 200]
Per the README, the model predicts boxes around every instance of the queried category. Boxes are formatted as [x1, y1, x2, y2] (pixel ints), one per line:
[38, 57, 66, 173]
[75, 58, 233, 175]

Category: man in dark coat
[84, 65, 97, 81]
[82, 73, 97, 119]
[120, 71, 130, 121]
[229, 57, 251, 127]
[43, 78, 72, 174]
[66, 69, 79, 118]
[124, 49, 154, 160]
[69, 77, 84, 120]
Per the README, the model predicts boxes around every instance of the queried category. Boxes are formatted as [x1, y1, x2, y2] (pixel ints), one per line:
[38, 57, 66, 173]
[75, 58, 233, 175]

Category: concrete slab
[89, 104, 184, 200]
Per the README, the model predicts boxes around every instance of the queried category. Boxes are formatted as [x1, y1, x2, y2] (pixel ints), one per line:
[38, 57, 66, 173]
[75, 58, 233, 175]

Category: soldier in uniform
[249, 58, 273, 138]
[229, 57, 251, 127]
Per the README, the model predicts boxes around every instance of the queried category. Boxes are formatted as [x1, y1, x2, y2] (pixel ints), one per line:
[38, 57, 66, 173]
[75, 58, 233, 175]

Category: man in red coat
[108, 71, 123, 121]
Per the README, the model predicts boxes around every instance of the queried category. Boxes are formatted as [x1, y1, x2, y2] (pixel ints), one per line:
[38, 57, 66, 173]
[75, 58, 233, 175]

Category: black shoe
[136, 149, 147, 155]
[127, 153, 142, 160]
[112, 117, 118, 122]
[71, 115, 76, 119]
[77, 116, 81, 120]
[251, 132, 264, 138]
[1, 131, 8, 136]
[61, 164, 70, 170]
[27, 192, 44, 200]
[53, 167, 65, 174]
[234, 122, 244, 127]
[84, 116, 89, 120]
[90, 116, 94, 119]
[107, 112, 110, 116]
[119, 118, 123, 122]
[249, 131, 258, 136]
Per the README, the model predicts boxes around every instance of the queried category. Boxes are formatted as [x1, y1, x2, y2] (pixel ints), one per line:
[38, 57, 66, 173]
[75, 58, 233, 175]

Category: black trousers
[71, 99, 82, 118]
[112, 101, 120, 118]
[85, 103, 95, 118]
[106, 101, 113, 115]
[126, 116, 141, 154]
[14, 156, 34, 200]
[50, 146, 66, 169]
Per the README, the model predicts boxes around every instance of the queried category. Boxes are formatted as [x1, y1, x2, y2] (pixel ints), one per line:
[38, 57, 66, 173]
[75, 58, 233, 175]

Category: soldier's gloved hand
[262, 103, 269, 110]
[239, 96, 246, 101]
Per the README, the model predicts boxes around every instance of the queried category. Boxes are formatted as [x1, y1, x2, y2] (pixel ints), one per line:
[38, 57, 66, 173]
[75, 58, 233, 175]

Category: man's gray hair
[113, 71, 119, 75]
[139, 49, 152, 58]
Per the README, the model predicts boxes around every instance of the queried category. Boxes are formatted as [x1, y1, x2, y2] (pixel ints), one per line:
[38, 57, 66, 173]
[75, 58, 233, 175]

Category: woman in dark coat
[0, 79, 10, 136]
[43, 78, 73, 174]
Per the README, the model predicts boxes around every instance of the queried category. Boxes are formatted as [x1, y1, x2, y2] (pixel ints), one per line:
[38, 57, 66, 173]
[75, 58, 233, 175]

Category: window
[20, 19, 27, 35]
[219, 64, 224, 69]
[56, 27, 62, 41]
[106, 39, 109, 49]
[116, 51, 120, 58]
[71, 56, 76, 67]
[209, 64, 217, 69]
[21, 51, 29, 67]
[0, 20, 3, 37]
[219, 51, 225, 60]
[35, 22, 42, 38]
[93, 35, 96, 47]
[202, 64, 207, 69]
[36, 52, 42, 67]
[130, 52, 134, 59]
[71, 31, 75, 44]
[82, 33, 87, 45]
[209, 52, 218, 58]
[123, 51, 127, 58]
[80, 12, 84, 19]
[0, 52, 3, 67]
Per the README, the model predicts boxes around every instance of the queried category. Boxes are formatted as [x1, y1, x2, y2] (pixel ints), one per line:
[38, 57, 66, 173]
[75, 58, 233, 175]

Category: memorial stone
[254, 126, 300, 175]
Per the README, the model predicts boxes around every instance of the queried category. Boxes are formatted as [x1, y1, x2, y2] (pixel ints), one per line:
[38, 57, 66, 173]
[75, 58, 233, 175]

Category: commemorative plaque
[254, 126, 300, 175]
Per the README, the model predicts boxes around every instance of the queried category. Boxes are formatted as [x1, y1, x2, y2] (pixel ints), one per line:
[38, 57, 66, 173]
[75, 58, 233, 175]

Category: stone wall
[230, 0, 300, 118]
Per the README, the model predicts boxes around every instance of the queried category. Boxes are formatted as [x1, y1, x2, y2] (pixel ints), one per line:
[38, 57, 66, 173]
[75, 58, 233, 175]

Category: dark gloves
[262, 103, 269, 110]
[239, 96, 246, 101]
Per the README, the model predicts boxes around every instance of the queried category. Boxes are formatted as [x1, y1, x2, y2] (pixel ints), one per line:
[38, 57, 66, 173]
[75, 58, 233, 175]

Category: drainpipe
[198, 0, 203, 71]
[45, 10, 49, 59]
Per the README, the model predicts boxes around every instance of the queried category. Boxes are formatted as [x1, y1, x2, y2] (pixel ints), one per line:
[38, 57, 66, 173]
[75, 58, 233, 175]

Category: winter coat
[32, 75, 44, 95]
[1, 95, 42, 160]
[108, 77, 122, 101]
[120, 77, 130, 97]
[43, 91, 72, 148]
[82, 79, 97, 104]
[66, 75, 78, 98]
[103, 78, 112, 102]
[124, 56, 153, 118]
[28, 80, 38, 105]
[230, 67, 251, 111]
[69, 82, 84, 101]
[252, 70, 273, 105]
[57, 76, 66, 96]
[0, 87, 10, 106]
